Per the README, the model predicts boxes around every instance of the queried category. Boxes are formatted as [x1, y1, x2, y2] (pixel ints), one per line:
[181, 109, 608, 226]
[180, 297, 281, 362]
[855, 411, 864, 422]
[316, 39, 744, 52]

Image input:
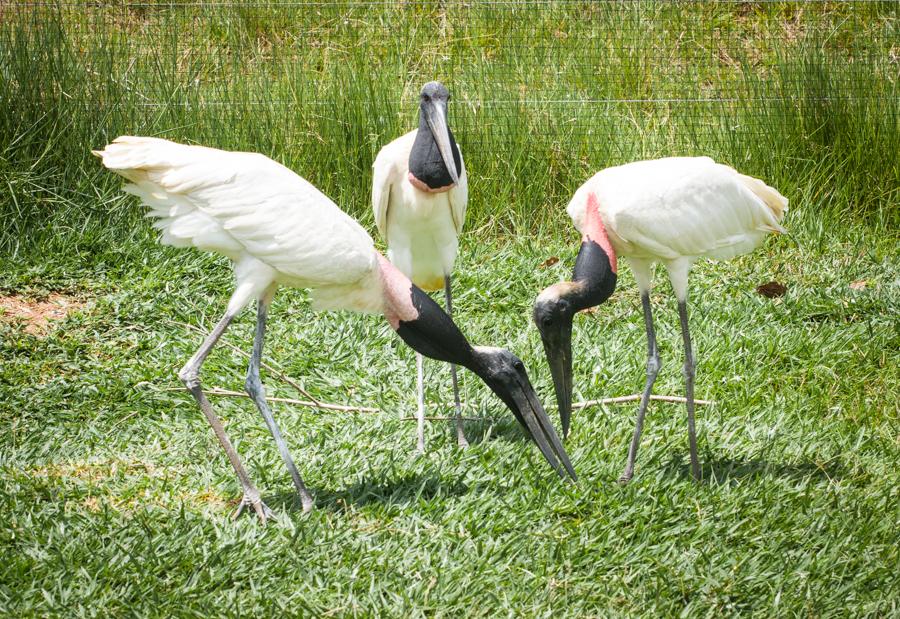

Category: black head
[387, 276, 574, 481]
[419, 81, 451, 106]
[409, 81, 461, 189]
[532, 283, 580, 439]
[471, 346, 576, 481]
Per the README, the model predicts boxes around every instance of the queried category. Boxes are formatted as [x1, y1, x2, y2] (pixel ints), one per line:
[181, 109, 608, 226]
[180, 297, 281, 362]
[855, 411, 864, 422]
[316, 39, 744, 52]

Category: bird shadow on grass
[264, 472, 470, 514]
[661, 454, 846, 485]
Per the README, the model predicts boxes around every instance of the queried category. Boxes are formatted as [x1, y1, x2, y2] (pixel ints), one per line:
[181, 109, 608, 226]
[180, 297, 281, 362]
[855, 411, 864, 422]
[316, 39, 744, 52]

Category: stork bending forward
[94, 136, 574, 522]
[533, 157, 787, 482]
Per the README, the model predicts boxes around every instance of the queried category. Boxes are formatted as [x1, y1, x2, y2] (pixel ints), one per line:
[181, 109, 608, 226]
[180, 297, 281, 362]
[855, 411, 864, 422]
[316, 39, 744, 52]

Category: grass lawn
[1, 1, 899, 616]
[1, 207, 898, 615]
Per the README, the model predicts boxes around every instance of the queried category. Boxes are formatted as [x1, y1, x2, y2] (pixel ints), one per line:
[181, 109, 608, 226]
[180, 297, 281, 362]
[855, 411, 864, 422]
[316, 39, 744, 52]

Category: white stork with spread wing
[94, 136, 574, 523]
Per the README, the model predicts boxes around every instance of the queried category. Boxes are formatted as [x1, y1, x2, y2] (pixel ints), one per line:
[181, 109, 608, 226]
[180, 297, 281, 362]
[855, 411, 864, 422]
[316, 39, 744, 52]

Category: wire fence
[6, 2, 896, 105]
[1, 1, 898, 239]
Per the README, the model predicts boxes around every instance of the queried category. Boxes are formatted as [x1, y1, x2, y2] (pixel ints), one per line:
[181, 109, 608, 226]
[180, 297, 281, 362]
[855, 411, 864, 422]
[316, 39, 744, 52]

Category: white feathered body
[95, 136, 385, 314]
[567, 156, 787, 298]
[372, 130, 468, 291]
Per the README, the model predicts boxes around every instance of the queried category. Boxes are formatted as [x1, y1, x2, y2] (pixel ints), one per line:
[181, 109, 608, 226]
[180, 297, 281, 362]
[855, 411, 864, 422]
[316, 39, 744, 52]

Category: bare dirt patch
[0, 293, 84, 335]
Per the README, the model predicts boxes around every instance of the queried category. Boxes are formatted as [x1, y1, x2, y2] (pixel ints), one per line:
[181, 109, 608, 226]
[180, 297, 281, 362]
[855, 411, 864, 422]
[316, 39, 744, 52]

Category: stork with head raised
[94, 136, 575, 523]
[372, 81, 469, 452]
[533, 157, 787, 482]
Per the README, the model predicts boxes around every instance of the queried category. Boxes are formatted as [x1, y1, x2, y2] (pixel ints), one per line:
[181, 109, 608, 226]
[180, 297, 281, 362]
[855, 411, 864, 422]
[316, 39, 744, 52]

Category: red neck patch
[584, 193, 617, 273]
[408, 172, 454, 194]
[377, 253, 418, 329]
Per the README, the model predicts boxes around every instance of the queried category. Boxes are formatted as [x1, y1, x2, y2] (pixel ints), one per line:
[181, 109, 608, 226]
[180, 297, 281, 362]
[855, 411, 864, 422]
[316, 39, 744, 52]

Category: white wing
[371, 130, 416, 239]
[447, 149, 468, 235]
[568, 157, 787, 261]
[94, 136, 376, 287]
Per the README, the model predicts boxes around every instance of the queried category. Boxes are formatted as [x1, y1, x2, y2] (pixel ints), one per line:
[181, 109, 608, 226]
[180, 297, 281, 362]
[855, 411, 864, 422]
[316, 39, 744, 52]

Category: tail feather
[738, 173, 788, 233]
[94, 137, 243, 257]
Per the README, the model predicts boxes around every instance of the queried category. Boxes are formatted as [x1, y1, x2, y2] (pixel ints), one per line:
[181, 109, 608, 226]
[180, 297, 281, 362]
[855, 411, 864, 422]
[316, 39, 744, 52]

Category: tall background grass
[1, 0, 898, 259]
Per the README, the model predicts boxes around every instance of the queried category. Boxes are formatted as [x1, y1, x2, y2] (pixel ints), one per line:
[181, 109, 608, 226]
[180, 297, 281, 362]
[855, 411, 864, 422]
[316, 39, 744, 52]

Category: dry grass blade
[194, 387, 379, 414]
[574, 394, 715, 408]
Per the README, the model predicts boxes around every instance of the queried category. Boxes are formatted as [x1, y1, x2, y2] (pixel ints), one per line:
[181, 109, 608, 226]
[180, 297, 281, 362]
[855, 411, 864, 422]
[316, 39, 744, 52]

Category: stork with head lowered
[533, 157, 787, 482]
[94, 136, 575, 523]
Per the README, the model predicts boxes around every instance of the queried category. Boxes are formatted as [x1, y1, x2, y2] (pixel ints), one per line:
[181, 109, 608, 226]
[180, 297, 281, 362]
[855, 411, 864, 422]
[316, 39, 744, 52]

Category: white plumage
[566, 156, 787, 298]
[96, 136, 384, 315]
[534, 156, 787, 482]
[372, 129, 468, 291]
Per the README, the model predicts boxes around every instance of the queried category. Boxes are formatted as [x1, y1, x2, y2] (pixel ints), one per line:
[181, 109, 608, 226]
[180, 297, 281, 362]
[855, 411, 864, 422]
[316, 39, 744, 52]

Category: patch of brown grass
[28, 459, 232, 514]
[0, 293, 84, 335]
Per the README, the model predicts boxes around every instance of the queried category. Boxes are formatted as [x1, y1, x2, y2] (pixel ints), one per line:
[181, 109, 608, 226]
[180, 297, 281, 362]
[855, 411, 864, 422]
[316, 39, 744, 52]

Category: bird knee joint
[647, 355, 662, 377]
[178, 365, 200, 389]
[682, 360, 695, 380]
[244, 373, 263, 398]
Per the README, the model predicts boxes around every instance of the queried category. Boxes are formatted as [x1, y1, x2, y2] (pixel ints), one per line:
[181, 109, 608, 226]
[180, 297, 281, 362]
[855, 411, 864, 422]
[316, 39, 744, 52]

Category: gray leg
[245, 300, 314, 512]
[178, 312, 273, 524]
[678, 300, 701, 481]
[415, 352, 425, 453]
[444, 275, 468, 448]
[619, 292, 662, 483]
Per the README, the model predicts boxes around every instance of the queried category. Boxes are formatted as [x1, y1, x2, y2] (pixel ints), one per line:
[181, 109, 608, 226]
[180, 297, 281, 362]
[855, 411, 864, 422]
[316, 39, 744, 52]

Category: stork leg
[245, 299, 314, 512]
[619, 291, 661, 484]
[178, 311, 273, 524]
[444, 275, 468, 448]
[415, 352, 426, 453]
[678, 300, 701, 481]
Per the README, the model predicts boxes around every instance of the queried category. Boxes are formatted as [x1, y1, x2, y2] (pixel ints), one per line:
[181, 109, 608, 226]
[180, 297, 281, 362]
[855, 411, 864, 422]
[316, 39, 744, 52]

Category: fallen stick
[152, 383, 711, 415]
[574, 394, 714, 408]
[400, 416, 486, 422]
[173, 320, 322, 406]
[152, 385, 379, 414]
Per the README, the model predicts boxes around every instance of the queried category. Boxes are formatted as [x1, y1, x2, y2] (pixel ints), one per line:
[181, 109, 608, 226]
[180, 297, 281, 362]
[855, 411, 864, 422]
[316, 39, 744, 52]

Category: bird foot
[299, 494, 315, 514]
[456, 435, 469, 449]
[617, 472, 634, 485]
[232, 491, 276, 524]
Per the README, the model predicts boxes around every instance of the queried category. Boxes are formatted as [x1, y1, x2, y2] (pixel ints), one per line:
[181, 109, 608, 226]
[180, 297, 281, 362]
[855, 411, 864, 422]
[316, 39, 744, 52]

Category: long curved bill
[541, 322, 574, 439]
[511, 375, 577, 481]
[424, 100, 460, 185]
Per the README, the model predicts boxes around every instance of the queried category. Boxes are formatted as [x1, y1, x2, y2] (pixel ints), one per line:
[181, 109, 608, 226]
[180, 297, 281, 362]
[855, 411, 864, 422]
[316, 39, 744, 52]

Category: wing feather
[95, 136, 376, 286]
[569, 157, 786, 261]
[371, 130, 416, 239]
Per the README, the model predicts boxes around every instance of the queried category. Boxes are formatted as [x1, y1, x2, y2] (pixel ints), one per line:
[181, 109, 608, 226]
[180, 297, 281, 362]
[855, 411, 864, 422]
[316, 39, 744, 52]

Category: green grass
[2, 211, 898, 616]
[2, 1, 900, 616]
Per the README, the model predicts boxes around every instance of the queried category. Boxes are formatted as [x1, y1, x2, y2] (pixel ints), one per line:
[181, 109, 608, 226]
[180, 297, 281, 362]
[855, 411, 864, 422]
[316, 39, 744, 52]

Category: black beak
[423, 99, 459, 185]
[540, 317, 574, 439]
[501, 372, 577, 481]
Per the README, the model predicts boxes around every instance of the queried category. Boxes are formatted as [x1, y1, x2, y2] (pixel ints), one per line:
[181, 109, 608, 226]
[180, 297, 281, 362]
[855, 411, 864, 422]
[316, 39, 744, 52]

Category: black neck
[395, 284, 476, 370]
[570, 238, 617, 312]
[408, 113, 461, 189]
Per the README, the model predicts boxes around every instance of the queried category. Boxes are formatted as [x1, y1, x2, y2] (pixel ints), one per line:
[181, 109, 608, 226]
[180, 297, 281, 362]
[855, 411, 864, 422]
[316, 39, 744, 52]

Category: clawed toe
[232, 492, 276, 524]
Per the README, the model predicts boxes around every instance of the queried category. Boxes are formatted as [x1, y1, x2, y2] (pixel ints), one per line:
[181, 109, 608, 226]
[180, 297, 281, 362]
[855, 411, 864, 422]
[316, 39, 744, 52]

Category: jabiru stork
[372, 81, 469, 452]
[532, 157, 787, 482]
[94, 136, 575, 523]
